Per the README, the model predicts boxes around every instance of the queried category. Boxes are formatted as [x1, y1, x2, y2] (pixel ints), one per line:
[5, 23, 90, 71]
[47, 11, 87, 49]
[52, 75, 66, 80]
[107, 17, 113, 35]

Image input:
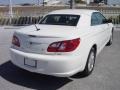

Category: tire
[83, 48, 96, 76]
[106, 30, 113, 46]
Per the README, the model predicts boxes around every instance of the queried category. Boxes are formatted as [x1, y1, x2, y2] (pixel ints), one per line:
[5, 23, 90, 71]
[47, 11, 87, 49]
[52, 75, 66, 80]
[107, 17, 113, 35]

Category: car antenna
[35, 24, 40, 31]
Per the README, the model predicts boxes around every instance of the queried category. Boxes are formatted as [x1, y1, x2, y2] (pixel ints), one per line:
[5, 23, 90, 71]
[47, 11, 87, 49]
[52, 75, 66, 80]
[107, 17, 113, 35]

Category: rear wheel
[83, 48, 96, 76]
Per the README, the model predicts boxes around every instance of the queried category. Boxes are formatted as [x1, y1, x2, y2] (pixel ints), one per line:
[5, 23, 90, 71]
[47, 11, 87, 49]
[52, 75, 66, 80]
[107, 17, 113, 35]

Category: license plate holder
[24, 58, 37, 68]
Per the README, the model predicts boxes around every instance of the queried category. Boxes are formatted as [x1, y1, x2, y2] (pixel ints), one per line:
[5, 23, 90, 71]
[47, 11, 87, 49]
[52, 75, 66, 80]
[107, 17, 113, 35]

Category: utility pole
[104, 0, 108, 5]
[9, 0, 13, 24]
[70, 0, 75, 9]
[38, 0, 40, 5]
[42, 0, 45, 16]
[86, 0, 90, 5]
[43, 0, 44, 7]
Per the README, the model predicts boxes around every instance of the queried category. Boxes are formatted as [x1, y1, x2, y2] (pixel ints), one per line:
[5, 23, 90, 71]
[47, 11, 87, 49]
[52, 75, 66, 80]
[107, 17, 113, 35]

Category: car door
[91, 12, 109, 52]
[95, 12, 110, 45]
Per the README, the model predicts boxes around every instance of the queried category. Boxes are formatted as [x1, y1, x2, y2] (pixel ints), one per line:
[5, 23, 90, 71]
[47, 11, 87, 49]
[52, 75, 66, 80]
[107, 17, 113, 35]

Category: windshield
[39, 14, 80, 26]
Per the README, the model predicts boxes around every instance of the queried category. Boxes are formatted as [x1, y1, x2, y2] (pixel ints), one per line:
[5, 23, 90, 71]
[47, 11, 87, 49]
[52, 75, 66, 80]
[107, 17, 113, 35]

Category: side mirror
[107, 19, 112, 23]
[103, 19, 112, 24]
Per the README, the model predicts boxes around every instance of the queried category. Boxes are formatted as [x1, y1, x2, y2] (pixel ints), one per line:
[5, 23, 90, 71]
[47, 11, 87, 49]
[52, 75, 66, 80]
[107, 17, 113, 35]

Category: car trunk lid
[14, 24, 79, 55]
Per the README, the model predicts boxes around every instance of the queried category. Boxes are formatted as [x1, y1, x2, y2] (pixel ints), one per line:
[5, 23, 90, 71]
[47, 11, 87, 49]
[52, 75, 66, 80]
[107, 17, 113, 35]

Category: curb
[1, 25, 120, 30]
[0, 26, 25, 29]
[4, 26, 24, 29]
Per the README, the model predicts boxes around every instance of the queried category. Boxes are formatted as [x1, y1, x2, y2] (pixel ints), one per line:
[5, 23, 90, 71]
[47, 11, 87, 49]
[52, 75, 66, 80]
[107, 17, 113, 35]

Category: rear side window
[91, 12, 106, 26]
[39, 14, 80, 26]
[91, 13, 99, 26]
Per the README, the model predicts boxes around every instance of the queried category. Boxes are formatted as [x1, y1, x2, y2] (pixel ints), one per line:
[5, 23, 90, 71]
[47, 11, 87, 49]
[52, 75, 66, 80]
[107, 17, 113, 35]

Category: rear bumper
[10, 48, 85, 77]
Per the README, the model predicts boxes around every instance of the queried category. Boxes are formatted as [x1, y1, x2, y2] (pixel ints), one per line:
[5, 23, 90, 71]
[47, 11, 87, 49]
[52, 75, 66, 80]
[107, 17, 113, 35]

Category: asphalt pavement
[0, 27, 120, 90]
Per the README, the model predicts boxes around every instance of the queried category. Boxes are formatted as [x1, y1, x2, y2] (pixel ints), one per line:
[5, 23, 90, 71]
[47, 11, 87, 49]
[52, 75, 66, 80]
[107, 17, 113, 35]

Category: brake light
[47, 38, 80, 52]
[12, 35, 20, 47]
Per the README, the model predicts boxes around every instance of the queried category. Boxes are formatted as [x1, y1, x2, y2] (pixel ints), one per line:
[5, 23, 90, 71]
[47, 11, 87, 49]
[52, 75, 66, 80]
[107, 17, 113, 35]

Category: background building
[82, 0, 107, 5]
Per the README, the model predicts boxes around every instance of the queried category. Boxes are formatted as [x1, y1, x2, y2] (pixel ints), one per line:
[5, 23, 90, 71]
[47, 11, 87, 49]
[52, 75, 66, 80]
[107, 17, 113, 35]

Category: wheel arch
[92, 44, 97, 55]
[82, 44, 97, 76]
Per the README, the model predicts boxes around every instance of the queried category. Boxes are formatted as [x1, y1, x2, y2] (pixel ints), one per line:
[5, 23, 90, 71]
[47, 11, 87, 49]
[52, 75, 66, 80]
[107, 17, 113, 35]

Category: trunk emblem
[28, 35, 37, 37]
[29, 42, 43, 45]
[29, 42, 33, 45]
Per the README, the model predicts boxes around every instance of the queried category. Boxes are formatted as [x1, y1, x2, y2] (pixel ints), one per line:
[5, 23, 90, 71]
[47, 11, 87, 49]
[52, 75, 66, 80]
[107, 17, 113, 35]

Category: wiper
[34, 24, 40, 31]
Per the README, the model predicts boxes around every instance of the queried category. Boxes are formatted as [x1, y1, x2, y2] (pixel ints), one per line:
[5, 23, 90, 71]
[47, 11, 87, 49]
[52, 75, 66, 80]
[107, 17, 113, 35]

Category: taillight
[47, 38, 80, 52]
[12, 35, 20, 47]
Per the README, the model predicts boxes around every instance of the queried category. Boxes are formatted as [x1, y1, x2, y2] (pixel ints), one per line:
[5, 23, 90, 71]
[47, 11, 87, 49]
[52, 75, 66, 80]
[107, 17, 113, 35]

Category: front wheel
[106, 30, 113, 46]
[83, 48, 96, 76]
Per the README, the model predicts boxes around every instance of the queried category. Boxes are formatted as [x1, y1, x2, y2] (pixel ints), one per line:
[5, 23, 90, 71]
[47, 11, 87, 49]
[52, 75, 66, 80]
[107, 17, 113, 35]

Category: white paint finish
[10, 9, 113, 77]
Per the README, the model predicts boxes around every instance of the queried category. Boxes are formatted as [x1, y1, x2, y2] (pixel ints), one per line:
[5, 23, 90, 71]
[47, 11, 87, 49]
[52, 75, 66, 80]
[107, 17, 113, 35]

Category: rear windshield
[39, 14, 80, 26]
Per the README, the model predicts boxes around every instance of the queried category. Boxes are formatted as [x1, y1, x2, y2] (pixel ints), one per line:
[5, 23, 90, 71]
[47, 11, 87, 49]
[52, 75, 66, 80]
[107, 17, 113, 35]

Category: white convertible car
[10, 9, 114, 77]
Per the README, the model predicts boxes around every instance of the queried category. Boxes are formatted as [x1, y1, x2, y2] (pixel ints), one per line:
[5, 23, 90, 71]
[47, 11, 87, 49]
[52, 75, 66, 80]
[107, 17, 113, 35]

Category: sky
[0, 0, 120, 5]
[0, 0, 37, 5]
